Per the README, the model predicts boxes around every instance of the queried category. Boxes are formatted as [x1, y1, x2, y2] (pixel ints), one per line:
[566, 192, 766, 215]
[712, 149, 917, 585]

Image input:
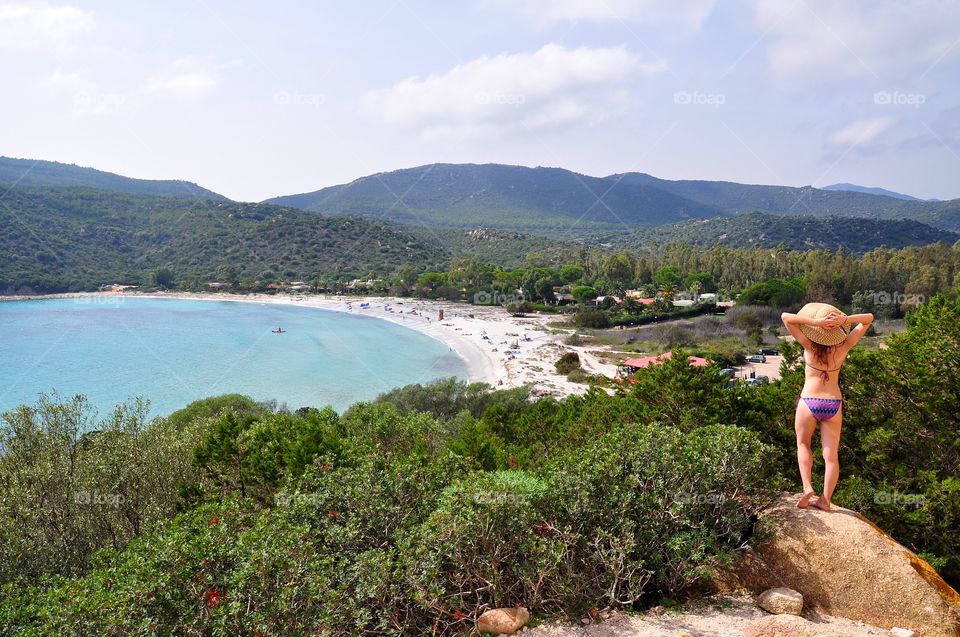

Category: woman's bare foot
[796, 490, 817, 509]
[811, 498, 832, 512]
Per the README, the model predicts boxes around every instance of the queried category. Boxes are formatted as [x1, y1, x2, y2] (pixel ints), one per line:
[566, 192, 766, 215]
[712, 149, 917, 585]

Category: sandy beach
[2, 291, 620, 399]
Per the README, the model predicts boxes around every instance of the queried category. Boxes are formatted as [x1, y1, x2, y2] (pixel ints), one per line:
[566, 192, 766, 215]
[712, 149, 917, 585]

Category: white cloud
[826, 117, 894, 151]
[482, 0, 715, 33]
[745, 1, 960, 82]
[42, 67, 88, 90]
[362, 43, 662, 140]
[142, 58, 222, 95]
[0, 2, 93, 49]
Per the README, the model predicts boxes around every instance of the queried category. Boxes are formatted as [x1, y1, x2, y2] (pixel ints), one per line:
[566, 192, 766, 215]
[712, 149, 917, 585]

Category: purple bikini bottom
[800, 397, 842, 422]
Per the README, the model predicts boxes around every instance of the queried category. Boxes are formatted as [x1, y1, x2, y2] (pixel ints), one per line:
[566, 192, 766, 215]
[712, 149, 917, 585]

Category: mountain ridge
[264, 162, 727, 230]
[266, 162, 960, 232]
[822, 182, 926, 201]
[0, 156, 228, 201]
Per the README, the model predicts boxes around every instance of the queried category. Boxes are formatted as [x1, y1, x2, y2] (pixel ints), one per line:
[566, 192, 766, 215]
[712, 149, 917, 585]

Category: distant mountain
[0, 156, 227, 201]
[264, 163, 725, 231]
[603, 212, 959, 253]
[822, 182, 923, 201]
[267, 163, 960, 233]
[0, 186, 449, 293]
[606, 172, 960, 231]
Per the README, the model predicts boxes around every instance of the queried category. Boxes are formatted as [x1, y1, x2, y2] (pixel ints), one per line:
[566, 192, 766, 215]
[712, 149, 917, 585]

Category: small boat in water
[272, 327, 286, 333]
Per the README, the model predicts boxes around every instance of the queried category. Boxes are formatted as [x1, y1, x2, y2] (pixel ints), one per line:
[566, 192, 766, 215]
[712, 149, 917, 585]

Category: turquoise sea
[0, 297, 466, 417]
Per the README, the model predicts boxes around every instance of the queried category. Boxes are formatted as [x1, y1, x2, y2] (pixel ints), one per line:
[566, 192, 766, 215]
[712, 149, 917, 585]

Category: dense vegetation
[604, 212, 959, 252]
[1, 296, 957, 635]
[0, 157, 226, 200]
[265, 162, 960, 232]
[0, 186, 450, 293]
[609, 171, 960, 231]
[2, 176, 958, 296]
[412, 242, 959, 316]
[264, 163, 725, 230]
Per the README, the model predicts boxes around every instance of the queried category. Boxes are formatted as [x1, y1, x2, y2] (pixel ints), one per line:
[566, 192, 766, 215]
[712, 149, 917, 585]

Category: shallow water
[0, 297, 466, 417]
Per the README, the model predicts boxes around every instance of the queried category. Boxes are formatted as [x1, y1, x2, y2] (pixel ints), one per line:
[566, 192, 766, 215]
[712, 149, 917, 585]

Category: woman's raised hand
[817, 312, 846, 328]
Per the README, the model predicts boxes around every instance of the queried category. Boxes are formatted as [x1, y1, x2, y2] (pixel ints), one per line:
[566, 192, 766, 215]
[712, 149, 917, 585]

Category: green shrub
[573, 308, 611, 328]
[544, 423, 774, 604]
[0, 395, 208, 587]
[192, 407, 351, 502]
[370, 378, 530, 421]
[554, 351, 581, 375]
[400, 470, 566, 633]
[505, 301, 534, 316]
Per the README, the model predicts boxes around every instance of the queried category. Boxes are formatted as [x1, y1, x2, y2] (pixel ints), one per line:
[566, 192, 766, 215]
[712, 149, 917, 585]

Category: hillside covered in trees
[2, 182, 958, 296]
[0, 156, 226, 201]
[266, 162, 960, 232]
[604, 212, 959, 252]
[0, 186, 449, 293]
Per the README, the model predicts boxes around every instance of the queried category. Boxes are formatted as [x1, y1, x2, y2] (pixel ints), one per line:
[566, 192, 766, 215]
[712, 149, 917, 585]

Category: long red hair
[810, 341, 834, 365]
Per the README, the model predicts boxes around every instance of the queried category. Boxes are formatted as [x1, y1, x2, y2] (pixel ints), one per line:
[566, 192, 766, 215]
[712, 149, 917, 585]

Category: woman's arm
[781, 312, 822, 326]
[843, 313, 874, 327]
[840, 312, 874, 350]
[781, 312, 816, 348]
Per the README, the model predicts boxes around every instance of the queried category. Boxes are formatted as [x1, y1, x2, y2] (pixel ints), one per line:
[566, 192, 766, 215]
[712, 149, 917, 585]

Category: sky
[2, 0, 960, 202]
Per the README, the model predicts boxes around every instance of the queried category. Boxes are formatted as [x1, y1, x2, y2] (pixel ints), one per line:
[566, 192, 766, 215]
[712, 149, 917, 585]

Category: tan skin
[780, 310, 874, 511]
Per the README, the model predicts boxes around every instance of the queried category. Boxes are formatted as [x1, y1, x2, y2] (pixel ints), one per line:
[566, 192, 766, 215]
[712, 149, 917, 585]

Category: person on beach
[781, 303, 874, 512]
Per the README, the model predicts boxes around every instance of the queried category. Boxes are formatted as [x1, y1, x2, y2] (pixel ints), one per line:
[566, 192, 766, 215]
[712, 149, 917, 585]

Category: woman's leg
[813, 406, 843, 512]
[795, 399, 818, 508]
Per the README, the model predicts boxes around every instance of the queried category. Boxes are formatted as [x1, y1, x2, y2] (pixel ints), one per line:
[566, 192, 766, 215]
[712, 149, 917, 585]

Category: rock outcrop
[757, 586, 804, 615]
[477, 607, 530, 634]
[713, 494, 960, 637]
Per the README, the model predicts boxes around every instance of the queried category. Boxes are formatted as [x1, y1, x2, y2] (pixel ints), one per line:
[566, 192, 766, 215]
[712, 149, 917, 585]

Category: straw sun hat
[797, 302, 850, 346]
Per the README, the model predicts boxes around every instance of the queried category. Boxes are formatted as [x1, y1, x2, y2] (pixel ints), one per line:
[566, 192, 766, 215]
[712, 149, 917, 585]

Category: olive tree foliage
[0, 394, 209, 586]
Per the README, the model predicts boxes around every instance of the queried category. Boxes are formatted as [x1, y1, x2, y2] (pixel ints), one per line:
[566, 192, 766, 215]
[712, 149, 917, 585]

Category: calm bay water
[0, 297, 466, 417]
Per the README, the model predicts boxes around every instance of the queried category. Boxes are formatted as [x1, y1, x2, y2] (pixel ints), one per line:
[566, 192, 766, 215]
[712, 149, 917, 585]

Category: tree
[739, 278, 805, 307]
[603, 253, 634, 293]
[215, 265, 238, 288]
[0, 395, 207, 586]
[534, 276, 555, 304]
[151, 267, 176, 289]
[559, 264, 585, 284]
[417, 272, 447, 293]
[571, 285, 598, 304]
[683, 271, 716, 293]
[655, 266, 681, 292]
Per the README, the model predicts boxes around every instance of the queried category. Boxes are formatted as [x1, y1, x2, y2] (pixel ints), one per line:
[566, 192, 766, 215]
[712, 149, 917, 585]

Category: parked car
[759, 348, 780, 356]
[718, 368, 736, 378]
[745, 375, 770, 386]
[746, 354, 766, 363]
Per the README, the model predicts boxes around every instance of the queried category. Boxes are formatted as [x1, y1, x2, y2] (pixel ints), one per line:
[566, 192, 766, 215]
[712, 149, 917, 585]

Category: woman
[781, 303, 873, 512]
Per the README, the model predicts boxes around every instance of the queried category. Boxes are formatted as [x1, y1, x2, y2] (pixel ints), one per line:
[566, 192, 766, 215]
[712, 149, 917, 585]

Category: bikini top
[803, 351, 841, 382]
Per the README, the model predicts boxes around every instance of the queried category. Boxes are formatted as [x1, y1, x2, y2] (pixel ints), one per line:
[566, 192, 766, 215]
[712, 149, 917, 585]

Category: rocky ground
[525, 595, 893, 637]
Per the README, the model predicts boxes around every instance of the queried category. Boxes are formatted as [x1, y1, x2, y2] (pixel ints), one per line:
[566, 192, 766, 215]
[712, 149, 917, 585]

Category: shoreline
[1, 291, 619, 397]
